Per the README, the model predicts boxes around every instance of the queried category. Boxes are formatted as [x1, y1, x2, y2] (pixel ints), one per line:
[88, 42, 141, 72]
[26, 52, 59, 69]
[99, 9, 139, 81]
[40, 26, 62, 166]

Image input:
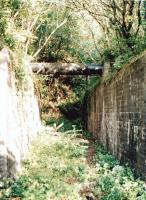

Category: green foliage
[66, 76, 87, 96]
[0, 0, 21, 49]
[31, 7, 80, 62]
[35, 75, 99, 127]
[103, 36, 146, 72]
[11, 0, 21, 11]
[4, 35, 16, 49]
[1, 133, 89, 200]
[94, 152, 119, 169]
[70, 45, 101, 64]
[91, 144, 146, 200]
[14, 53, 29, 91]
[15, 65, 26, 89]
[141, 1, 146, 33]
[59, 99, 82, 120]
[45, 116, 82, 131]
[0, 0, 146, 80]
[82, 131, 92, 139]
[1, 130, 146, 200]
[87, 76, 101, 92]
[35, 75, 87, 123]
[58, 76, 100, 123]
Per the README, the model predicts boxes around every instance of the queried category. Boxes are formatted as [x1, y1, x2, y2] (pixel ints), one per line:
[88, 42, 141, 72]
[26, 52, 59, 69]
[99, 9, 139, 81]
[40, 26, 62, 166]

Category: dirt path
[1, 127, 97, 200]
[2, 127, 146, 200]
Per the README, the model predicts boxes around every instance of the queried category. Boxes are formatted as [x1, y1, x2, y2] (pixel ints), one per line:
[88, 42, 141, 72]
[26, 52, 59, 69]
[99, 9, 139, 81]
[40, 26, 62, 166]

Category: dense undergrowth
[1, 128, 146, 200]
[35, 75, 100, 126]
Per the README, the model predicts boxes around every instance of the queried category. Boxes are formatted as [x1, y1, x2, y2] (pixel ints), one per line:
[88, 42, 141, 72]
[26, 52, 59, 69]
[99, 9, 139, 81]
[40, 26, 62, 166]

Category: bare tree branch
[33, 19, 67, 58]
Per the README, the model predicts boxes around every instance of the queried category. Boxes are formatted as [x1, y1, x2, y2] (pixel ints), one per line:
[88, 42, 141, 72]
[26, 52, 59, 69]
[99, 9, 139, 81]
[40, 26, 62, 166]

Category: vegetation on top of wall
[86, 76, 101, 94]
[14, 56, 28, 91]
[103, 36, 146, 72]
[14, 65, 27, 91]
[102, 49, 146, 85]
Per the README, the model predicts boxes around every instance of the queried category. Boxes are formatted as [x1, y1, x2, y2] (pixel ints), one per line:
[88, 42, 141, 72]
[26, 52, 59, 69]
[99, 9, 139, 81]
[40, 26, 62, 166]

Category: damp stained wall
[0, 49, 41, 178]
[86, 53, 146, 178]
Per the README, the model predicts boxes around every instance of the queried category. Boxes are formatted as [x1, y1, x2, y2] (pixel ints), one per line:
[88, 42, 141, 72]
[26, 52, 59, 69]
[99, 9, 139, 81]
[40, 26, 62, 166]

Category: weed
[1, 132, 146, 200]
[91, 143, 146, 200]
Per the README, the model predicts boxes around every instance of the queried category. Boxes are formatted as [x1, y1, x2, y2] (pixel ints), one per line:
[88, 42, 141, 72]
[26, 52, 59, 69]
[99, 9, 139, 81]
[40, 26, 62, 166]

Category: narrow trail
[1, 126, 146, 200]
[1, 127, 97, 200]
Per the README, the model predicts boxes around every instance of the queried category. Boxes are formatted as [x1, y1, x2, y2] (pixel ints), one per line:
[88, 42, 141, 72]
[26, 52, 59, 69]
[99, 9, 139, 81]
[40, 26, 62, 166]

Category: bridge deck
[31, 62, 103, 76]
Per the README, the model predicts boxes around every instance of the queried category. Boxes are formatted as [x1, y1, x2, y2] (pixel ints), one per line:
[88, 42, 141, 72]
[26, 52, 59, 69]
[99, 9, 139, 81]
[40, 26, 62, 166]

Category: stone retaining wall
[0, 49, 41, 178]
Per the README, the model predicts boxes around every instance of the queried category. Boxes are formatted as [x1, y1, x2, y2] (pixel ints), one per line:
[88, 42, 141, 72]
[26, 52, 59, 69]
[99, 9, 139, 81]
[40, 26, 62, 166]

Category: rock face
[0, 49, 41, 178]
[86, 52, 146, 178]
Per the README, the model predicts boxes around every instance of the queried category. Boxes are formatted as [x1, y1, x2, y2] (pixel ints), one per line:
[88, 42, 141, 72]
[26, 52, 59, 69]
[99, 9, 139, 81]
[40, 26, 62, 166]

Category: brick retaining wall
[86, 53, 146, 178]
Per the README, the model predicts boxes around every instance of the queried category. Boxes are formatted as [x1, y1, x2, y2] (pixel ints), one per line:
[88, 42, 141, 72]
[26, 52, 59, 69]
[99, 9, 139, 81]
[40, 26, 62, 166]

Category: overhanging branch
[32, 19, 67, 58]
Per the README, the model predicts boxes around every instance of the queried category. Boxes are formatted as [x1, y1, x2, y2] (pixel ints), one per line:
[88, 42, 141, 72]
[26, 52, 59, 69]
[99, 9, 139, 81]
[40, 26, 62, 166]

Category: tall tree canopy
[0, 0, 146, 67]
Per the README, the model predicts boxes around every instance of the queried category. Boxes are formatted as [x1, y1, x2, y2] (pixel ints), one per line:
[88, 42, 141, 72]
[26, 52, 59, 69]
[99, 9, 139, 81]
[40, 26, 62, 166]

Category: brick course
[86, 53, 146, 178]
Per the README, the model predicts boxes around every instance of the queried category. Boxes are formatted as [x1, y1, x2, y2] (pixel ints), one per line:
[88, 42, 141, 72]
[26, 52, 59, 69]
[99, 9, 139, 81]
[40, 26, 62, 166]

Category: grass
[1, 128, 146, 200]
[1, 132, 94, 200]
[45, 116, 82, 132]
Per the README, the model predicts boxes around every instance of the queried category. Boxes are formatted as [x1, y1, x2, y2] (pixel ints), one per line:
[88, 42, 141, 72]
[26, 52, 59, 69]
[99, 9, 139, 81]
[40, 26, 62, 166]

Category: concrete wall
[0, 49, 41, 178]
[86, 53, 146, 177]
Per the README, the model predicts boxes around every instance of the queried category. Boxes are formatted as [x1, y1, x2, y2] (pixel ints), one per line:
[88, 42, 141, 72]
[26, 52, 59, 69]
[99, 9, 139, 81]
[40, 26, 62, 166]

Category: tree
[31, 6, 79, 62]
[69, 0, 143, 47]
[0, 0, 71, 60]
[141, 0, 146, 35]
[67, 0, 146, 69]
